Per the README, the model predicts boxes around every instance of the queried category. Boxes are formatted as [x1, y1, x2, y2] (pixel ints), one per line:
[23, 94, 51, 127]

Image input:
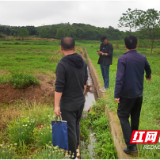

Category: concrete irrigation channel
[78, 47, 135, 159]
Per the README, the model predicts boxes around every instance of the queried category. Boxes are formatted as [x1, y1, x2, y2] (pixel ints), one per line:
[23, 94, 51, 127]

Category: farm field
[0, 38, 160, 159]
[0, 39, 84, 159]
[0, 40, 63, 105]
[0, 38, 116, 159]
[77, 39, 160, 159]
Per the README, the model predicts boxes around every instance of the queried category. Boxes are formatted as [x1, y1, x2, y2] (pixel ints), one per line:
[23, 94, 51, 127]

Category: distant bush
[0, 34, 5, 38]
[14, 42, 21, 45]
[10, 72, 39, 89]
[138, 39, 151, 48]
[17, 28, 29, 40]
[114, 43, 120, 49]
[114, 41, 120, 49]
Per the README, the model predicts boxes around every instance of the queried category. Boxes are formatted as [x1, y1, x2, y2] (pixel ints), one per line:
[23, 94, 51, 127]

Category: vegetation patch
[7, 116, 36, 145]
[80, 98, 117, 159]
[0, 103, 70, 159]
[10, 72, 39, 89]
[0, 72, 39, 89]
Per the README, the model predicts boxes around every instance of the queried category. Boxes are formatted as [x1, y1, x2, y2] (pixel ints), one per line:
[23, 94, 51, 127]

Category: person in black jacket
[114, 35, 151, 154]
[97, 36, 113, 92]
[54, 37, 88, 159]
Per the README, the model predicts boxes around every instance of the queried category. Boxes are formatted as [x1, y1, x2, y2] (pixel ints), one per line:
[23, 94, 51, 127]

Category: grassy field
[0, 38, 114, 159]
[0, 40, 62, 74]
[77, 39, 160, 159]
[0, 39, 83, 159]
[0, 38, 160, 159]
[0, 40, 63, 90]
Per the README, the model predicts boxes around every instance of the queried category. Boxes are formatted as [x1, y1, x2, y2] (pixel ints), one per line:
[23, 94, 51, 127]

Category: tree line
[0, 8, 160, 54]
[0, 23, 128, 40]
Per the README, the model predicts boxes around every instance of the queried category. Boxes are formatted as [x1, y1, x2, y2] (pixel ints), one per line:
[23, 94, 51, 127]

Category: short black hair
[61, 37, 75, 50]
[124, 35, 137, 49]
[101, 35, 107, 42]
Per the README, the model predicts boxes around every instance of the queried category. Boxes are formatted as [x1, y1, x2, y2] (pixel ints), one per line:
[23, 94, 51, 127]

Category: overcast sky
[0, 0, 160, 31]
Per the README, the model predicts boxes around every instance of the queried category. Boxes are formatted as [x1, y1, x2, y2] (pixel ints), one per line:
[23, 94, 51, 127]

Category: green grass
[7, 116, 36, 145]
[78, 39, 160, 159]
[35, 124, 52, 147]
[0, 143, 16, 159]
[0, 40, 61, 74]
[0, 39, 63, 88]
[0, 72, 39, 88]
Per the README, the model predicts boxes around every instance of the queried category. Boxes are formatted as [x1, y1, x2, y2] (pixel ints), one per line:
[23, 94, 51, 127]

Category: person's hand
[54, 106, 61, 117]
[115, 98, 120, 103]
[97, 51, 103, 55]
[97, 51, 100, 55]
[146, 78, 151, 82]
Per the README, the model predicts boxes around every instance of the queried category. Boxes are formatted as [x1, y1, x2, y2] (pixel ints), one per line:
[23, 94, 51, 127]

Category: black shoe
[123, 146, 138, 154]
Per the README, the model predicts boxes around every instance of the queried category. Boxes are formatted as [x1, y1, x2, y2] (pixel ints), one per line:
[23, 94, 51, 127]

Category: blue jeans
[100, 64, 110, 88]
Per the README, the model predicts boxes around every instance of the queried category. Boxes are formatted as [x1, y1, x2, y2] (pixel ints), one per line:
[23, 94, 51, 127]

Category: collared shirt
[114, 50, 151, 98]
[98, 42, 113, 65]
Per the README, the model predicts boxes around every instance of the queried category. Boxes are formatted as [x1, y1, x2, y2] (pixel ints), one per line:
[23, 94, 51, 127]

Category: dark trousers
[100, 64, 110, 88]
[61, 104, 84, 159]
[117, 96, 143, 148]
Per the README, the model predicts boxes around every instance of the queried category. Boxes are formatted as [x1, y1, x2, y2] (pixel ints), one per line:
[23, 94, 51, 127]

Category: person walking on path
[114, 35, 151, 154]
[54, 37, 88, 158]
[97, 36, 113, 92]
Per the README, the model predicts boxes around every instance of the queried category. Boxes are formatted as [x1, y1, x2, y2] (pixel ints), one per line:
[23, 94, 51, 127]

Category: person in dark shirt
[114, 35, 151, 154]
[97, 36, 113, 92]
[54, 37, 88, 158]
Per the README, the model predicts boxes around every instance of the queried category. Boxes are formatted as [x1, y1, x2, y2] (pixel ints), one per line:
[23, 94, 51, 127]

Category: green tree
[76, 28, 84, 39]
[67, 29, 77, 39]
[17, 27, 29, 40]
[48, 25, 57, 38]
[38, 27, 49, 38]
[55, 28, 65, 39]
[118, 8, 160, 54]
[26, 26, 37, 35]
[137, 9, 160, 55]
[118, 8, 142, 34]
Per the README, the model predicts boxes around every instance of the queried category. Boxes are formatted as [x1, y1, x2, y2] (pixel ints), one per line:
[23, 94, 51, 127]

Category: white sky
[0, 0, 160, 31]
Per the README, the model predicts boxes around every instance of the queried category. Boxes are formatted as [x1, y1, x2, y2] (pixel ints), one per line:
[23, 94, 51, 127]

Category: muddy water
[80, 67, 96, 158]
[83, 67, 96, 112]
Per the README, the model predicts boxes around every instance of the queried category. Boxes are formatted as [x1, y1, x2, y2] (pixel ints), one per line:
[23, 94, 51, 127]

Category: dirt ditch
[0, 74, 55, 106]
[0, 74, 55, 132]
